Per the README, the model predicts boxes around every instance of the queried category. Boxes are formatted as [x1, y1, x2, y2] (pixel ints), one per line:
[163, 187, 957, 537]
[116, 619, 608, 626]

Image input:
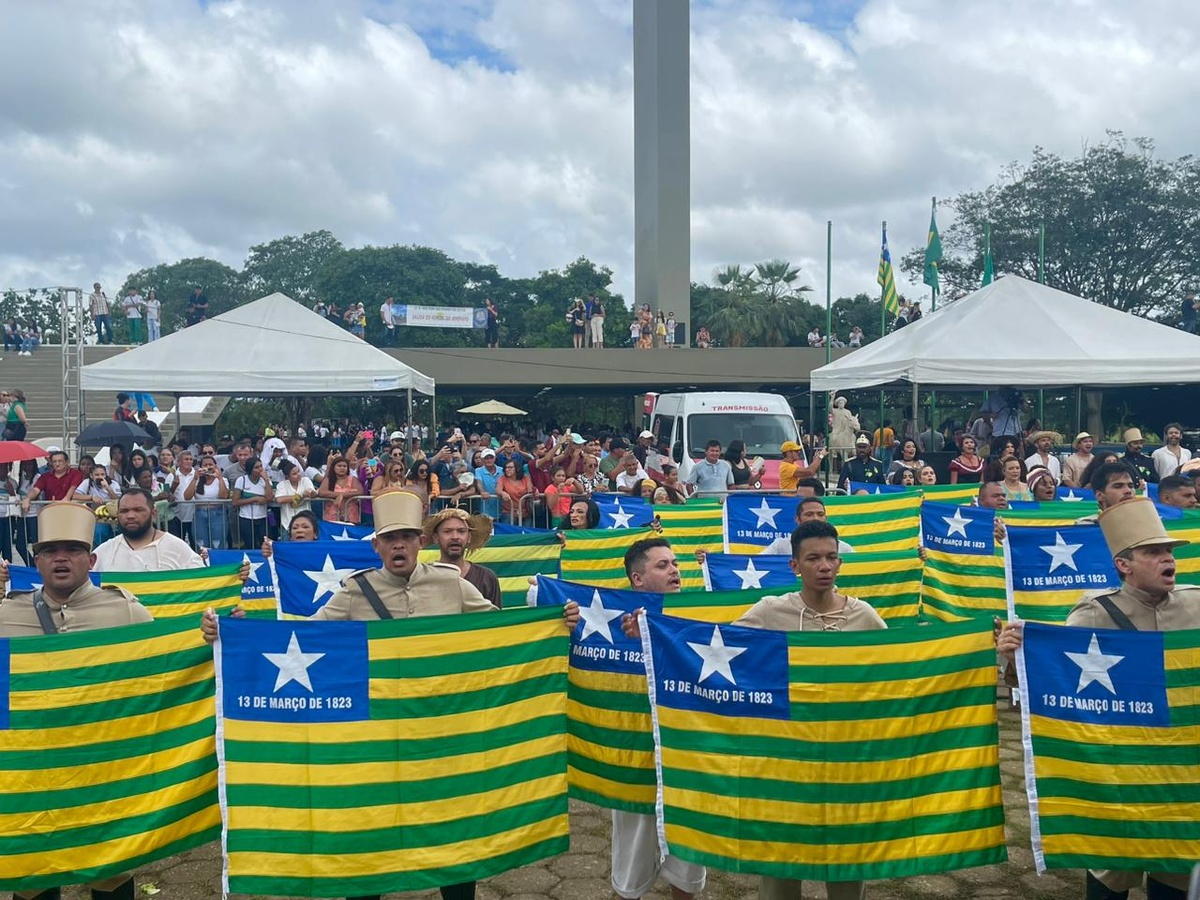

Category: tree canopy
[900, 133, 1200, 319]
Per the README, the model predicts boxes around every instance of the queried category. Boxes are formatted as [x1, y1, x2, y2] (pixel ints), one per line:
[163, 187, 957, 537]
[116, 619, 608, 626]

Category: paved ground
[61, 706, 1137, 900]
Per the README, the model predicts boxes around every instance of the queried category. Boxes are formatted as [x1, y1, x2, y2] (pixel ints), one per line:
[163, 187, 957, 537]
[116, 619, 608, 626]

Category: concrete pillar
[634, 0, 690, 341]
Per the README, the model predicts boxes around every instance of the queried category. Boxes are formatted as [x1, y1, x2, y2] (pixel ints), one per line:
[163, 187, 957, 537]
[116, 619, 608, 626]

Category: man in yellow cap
[0, 502, 151, 900]
[779, 439, 824, 495]
[998, 497, 1196, 899]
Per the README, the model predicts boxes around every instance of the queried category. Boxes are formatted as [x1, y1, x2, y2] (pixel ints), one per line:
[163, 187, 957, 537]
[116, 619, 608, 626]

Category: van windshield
[686, 413, 799, 460]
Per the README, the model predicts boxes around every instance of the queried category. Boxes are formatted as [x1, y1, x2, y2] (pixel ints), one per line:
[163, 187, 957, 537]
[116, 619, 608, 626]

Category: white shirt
[1024, 452, 1061, 482]
[380, 301, 395, 327]
[121, 294, 143, 319]
[762, 536, 854, 555]
[143, 297, 161, 322]
[172, 469, 198, 522]
[1152, 444, 1193, 480]
[234, 475, 270, 520]
[92, 531, 204, 572]
[275, 476, 316, 530]
[615, 467, 650, 492]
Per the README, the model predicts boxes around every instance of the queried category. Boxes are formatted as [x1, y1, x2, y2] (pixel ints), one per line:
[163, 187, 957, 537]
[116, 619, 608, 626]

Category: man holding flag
[998, 497, 1199, 899]
[0, 502, 152, 900]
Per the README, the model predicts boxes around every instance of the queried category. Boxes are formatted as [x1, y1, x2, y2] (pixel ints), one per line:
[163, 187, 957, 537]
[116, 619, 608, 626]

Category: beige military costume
[735, 590, 885, 900]
[1066, 498, 1196, 896]
[313, 493, 494, 621]
[0, 503, 151, 900]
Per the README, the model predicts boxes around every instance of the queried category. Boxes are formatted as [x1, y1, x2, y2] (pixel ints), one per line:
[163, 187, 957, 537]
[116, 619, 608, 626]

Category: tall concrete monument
[633, 0, 690, 339]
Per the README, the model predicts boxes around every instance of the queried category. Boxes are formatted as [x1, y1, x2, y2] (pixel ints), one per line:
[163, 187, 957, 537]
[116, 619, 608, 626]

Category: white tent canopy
[80, 293, 434, 396]
[811, 276, 1200, 392]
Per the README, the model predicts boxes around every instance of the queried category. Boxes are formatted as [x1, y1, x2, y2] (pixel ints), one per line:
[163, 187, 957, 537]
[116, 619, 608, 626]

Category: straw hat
[1122, 427, 1144, 444]
[422, 507, 492, 553]
[1098, 497, 1188, 557]
[372, 491, 425, 537]
[1072, 432, 1093, 448]
[32, 502, 96, 554]
[1027, 430, 1058, 445]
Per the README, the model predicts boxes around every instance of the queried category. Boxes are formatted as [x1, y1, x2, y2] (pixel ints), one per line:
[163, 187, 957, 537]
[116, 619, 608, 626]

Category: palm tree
[753, 260, 813, 346]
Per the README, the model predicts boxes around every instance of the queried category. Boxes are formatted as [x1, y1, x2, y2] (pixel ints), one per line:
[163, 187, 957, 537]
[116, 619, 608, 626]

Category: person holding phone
[72, 465, 122, 544]
[187, 455, 229, 550]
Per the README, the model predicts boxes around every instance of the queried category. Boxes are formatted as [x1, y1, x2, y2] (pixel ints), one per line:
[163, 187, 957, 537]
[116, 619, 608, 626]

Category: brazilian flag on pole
[924, 198, 942, 296]
[878, 223, 900, 315]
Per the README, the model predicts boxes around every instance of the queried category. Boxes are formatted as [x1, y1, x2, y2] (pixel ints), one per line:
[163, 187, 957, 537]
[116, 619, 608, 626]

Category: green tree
[692, 261, 818, 347]
[899, 133, 1200, 317]
[120, 257, 245, 338]
[517, 257, 631, 349]
[0, 290, 63, 342]
[242, 230, 345, 303]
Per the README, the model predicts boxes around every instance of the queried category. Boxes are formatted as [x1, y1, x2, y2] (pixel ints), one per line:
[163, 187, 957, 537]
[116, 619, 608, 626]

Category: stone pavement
[57, 707, 1141, 900]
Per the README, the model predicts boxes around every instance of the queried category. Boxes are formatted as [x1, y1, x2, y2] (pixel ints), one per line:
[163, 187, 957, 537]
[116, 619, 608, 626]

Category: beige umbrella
[456, 399, 528, 416]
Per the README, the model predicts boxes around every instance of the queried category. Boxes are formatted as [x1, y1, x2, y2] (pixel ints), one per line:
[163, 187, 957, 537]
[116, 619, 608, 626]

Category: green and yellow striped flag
[642, 615, 1006, 881]
[418, 532, 561, 607]
[921, 484, 981, 505]
[878, 222, 900, 315]
[0, 617, 221, 892]
[559, 527, 651, 587]
[1017, 622, 1200, 875]
[921, 547, 1006, 623]
[216, 607, 569, 896]
[101, 563, 246, 618]
[825, 492, 921, 552]
[658, 500, 724, 590]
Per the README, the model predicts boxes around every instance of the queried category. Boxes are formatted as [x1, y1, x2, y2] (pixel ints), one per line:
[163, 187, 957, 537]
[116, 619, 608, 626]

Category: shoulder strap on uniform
[31, 590, 60, 635]
[1094, 594, 1137, 631]
[352, 572, 393, 620]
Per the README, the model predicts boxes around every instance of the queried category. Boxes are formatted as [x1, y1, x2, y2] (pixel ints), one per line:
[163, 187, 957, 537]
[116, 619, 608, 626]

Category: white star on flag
[687, 625, 748, 685]
[1040, 532, 1084, 573]
[1061, 490, 1083, 502]
[262, 631, 326, 692]
[1065, 632, 1125, 694]
[608, 500, 634, 529]
[942, 507, 972, 538]
[734, 559, 767, 589]
[872, 487, 882, 494]
[750, 498, 783, 529]
[303, 554, 357, 604]
[577, 589, 624, 643]
[242, 552, 264, 584]
[330, 529, 355, 541]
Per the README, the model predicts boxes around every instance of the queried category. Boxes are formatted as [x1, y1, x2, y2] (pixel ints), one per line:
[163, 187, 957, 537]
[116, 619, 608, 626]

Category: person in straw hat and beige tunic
[998, 496, 1197, 899]
[0, 501, 152, 900]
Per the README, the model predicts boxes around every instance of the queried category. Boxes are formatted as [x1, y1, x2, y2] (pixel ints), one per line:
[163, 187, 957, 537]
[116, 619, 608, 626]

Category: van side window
[651, 414, 672, 445]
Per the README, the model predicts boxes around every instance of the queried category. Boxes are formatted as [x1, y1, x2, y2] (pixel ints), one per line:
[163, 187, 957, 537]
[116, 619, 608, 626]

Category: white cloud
[2, 0, 1199, 317]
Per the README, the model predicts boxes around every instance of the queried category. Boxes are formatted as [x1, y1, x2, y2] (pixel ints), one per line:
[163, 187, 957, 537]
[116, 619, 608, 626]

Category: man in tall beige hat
[0, 501, 151, 900]
[1120, 426, 1157, 486]
[997, 496, 1196, 898]
[200, 491, 580, 900]
[0, 502, 151, 636]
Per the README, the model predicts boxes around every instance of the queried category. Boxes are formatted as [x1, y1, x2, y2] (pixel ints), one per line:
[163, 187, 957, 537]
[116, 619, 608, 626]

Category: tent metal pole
[406, 388, 413, 434]
[807, 391, 815, 465]
[1075, 386, 1082, 436]
[174, 394, 182, 439]
[431, 386, 437, 445]
[911, 381, 919, 442]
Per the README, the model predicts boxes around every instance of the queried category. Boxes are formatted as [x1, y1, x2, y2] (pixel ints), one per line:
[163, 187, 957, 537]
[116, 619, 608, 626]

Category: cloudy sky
[3, 0, 1199, 309]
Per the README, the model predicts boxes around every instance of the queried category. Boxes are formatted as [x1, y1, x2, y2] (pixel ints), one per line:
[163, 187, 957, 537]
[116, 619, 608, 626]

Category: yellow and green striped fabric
[920, 547, 1006, 623]
[100, 563, 245, 618]
[921, 483, 979, 504]
[417, 532, 561, 607]
[558, 527, 650, 588]
[0, 617, 220, 892]
[657, 500, 724, 590]
[644, 616, 1007, 881]
[218, 607, 570, 896]
[825, 492, 921, 552]
[1019, 625, 1200, 874]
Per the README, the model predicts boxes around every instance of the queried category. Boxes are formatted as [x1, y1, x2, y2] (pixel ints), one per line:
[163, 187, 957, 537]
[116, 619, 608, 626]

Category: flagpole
[929, 197, 937, 312]
[1038, 221, 1045, 427]
[879, 220, 886, 444]
[825, 220, 832, 486]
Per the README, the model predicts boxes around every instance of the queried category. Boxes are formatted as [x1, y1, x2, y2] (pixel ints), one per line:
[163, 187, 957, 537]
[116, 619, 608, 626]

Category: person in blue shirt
[473, 448, 501, 518]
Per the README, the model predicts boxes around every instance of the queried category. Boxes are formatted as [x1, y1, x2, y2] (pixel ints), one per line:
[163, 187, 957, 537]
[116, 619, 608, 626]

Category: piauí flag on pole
[0, 617, 221, 892]
[1016, 622, 1200, 875]
[592, 493, 654, 529]
[924, 199, 942, 296]
[640, 614, 1007, 881]
[272, 539, 382, 617]
[210, 549, 276, 606]
[215, 608, 570, 897]
[1003, 524, 1119, 623]
[878, 222, 900, 315]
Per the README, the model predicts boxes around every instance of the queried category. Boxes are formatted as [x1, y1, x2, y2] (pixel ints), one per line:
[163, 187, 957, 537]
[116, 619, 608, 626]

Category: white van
[645, 392, 801, 489]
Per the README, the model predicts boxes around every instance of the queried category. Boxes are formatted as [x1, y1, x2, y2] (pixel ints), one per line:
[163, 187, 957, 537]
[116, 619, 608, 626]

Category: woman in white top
[232, 458, 274, 549]
[143, 289, 162, 342]
[15, 459, 38, 562]
[274, 460, 317, 532]
[187, 454, 229, 549]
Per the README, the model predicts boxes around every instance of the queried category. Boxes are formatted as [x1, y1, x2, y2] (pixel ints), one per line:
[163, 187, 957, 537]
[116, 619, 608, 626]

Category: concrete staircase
[7, 344, 228, 444]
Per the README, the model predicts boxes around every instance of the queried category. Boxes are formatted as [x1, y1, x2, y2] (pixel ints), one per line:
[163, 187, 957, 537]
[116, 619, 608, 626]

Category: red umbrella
[0, 441, 50, 464]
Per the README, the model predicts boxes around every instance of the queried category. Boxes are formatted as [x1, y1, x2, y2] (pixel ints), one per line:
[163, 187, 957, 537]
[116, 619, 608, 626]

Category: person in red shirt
[21, 451, 85, 511]
[113, 392, 136, 423]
